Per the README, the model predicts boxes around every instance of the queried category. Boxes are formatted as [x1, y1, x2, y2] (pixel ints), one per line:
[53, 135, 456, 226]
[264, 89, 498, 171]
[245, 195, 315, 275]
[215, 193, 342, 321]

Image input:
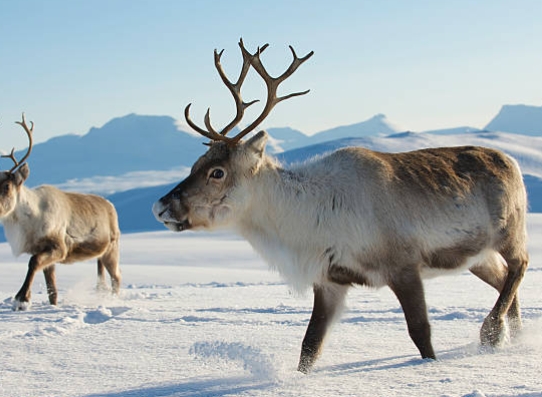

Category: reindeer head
[153, 39, 313, 232]
[0, 114, 33, 218]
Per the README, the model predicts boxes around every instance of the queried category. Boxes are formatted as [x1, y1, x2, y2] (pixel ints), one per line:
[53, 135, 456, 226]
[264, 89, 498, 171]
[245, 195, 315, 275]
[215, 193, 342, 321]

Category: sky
[1, 0, 541, 149]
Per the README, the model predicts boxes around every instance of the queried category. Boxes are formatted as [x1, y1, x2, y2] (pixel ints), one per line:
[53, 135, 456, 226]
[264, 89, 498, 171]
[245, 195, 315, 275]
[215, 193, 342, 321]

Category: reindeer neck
[238, 159, 326, 240]
[235, 160, 334, 291]
[4, 185, 40, 225]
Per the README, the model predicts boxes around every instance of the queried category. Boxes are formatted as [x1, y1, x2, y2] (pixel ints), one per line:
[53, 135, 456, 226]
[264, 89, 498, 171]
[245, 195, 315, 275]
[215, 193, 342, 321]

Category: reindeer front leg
[13, 242, 65, 311]
[389, 267, 436, 360]
[298, 283, 349, 373]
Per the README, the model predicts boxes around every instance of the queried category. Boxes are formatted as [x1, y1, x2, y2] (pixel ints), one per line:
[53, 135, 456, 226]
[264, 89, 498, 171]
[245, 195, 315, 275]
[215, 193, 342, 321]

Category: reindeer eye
[210, 169, 225, 179]
[171, 190, 181, 199]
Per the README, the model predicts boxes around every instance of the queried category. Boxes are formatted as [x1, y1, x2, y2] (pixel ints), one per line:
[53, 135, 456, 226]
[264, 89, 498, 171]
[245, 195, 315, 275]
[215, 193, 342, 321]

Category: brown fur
[0, 165, 121, 310]
[154, 132, 529, 373]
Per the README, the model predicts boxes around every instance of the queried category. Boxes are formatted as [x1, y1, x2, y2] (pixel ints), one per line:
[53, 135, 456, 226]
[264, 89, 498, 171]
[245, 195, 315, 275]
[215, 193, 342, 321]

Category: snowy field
[0, 215, 541, 397]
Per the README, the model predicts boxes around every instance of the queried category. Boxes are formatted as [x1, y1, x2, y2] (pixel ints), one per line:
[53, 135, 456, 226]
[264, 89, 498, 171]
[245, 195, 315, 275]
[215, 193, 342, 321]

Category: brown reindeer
[153, 40, 529, 373]
[0, 114, 121, 310]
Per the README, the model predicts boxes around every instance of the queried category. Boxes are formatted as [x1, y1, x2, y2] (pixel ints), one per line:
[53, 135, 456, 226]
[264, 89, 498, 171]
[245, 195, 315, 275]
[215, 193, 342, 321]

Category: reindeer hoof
[12, 299, 31, 311]
[480, 316, 507, 346]
[297, 356, 316, 374]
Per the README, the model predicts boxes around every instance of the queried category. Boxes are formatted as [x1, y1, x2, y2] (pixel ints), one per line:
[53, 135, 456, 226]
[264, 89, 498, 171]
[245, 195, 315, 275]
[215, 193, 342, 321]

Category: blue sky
[1, 0, 541, 148]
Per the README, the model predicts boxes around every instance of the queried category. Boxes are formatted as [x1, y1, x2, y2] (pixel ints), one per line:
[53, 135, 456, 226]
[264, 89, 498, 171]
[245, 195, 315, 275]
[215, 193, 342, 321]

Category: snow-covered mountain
[7, 104, 540, 190]
[421, 126, 481, 135]
[278, 131, 542, 178]
[484, 104, 542, 135]
[1, 107, 541, 239]
[8, 114, 205, 187]
[107, 182, 176, 233]
[3, 113, 402, 189]
[306, 114, 399, 144]
[103, 130, 542, 235]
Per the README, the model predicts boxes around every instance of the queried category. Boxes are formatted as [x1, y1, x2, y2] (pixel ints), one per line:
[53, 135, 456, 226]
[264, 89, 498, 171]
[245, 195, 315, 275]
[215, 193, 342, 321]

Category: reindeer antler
[185, 39, 313, 145]
[1, 113, 34, 173]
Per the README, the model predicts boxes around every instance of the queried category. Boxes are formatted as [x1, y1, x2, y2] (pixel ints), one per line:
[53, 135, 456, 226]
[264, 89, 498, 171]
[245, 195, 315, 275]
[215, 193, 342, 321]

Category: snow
[0, 217, 541, 397]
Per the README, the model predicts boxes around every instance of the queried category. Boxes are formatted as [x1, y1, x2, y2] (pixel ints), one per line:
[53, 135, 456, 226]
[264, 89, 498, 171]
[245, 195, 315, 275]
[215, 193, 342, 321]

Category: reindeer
[153, 40, 529, 373]
[0, 114, 121, 311]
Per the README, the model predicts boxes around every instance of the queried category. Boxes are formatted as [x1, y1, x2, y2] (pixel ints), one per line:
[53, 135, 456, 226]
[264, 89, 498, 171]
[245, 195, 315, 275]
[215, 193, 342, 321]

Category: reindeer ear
[13, 163, 30, 186]
[245, 130, 268, 157]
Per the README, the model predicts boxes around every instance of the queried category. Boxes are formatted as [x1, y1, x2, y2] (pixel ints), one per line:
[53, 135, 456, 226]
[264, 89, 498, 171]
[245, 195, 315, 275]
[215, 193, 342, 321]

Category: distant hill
[5, 113, 401, 188]
[10, 114, 205, 187]
[1, 108, 542, 240]
[485, 104, 542, 135]
[265, 127, 309, 151]
[308, 114, 399, 145]
[105, 130, 542, 236]
[107, 183, 176, 233]
[278, 131, 542, 179]
[8, 104, 541, 190]
[421, 126, 481, 135]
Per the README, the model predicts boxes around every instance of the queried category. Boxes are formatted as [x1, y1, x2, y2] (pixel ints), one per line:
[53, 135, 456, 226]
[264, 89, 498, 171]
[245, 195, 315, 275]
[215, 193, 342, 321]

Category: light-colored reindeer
[153, 40, 529, 373]
[0, 114, 121, 311]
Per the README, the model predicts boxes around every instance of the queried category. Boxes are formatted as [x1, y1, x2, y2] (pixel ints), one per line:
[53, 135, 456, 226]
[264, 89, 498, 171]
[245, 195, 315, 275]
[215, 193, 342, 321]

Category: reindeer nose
[152, 200, 167, 221]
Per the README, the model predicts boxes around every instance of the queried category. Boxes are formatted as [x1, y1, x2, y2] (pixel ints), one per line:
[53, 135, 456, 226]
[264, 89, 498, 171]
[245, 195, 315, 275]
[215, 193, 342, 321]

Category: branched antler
[1, 113, 34, 173]
[185, 39, 313, 145]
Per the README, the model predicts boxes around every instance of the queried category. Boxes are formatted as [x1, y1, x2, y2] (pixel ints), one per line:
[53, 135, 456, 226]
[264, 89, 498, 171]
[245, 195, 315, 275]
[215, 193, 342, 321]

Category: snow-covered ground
[0, 216, 541, 397]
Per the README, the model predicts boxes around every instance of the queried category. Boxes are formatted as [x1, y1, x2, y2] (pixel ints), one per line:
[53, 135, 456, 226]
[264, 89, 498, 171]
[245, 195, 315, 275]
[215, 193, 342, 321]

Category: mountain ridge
[484, 104, 542, 135]
[106, 129, 542, 235]
[8, 103, 540, 189]
[1, 106, 541, 239]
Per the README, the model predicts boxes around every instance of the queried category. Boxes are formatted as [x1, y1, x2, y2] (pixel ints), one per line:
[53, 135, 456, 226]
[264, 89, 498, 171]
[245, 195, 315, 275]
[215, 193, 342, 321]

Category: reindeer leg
[96, 259, 108, 292]
[43, 265, 58, 305]
[298, 283, 349, 373]
[506, 293, 522, 338]
[470, 252, 521, 338]
[100, 240, 121, 295]
[480, 246, 528, 346]
[389, 267, 435, 360]
[13, 256, 40, 311]
[13, 242, 65, 311]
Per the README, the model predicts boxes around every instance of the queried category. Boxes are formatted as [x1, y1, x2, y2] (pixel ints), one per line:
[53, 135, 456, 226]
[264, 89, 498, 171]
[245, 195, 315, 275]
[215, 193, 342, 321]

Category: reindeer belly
[62, 238, 110, 264]
[420, 248, 492, 279]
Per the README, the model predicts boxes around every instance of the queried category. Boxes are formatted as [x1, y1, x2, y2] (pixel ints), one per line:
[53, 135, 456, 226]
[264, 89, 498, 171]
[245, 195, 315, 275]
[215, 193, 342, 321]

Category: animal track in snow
[190, 341, 277, 379]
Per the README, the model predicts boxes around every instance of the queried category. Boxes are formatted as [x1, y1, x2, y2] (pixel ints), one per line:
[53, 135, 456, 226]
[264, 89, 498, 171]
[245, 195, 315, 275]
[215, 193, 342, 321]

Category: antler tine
[203, 108, 219, 135]
[212, 39, 267, 137]
[1, 148, 20, 173]
[2, 113, 35, 173]
[184, 39, 267, 142]
[278, 46, 315, 85]
[184, 103, 226, 142]
[15, 113, 34, 166]
[230, 44, 314, 144]
[184, 41, 312, 146]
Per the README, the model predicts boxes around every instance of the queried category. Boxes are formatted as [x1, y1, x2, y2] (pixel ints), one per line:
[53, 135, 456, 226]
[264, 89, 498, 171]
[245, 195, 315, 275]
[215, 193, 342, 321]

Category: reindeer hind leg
[470, 251, 522, 340]
[480, 242, 528, 346]
[98, 240, 121, 295]
[97, 258, 108, 292]
[43, 265, 58, 305]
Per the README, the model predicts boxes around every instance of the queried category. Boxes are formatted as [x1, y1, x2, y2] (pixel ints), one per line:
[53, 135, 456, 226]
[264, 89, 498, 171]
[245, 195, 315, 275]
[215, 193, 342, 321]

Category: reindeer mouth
[164, 219, 191, 232]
